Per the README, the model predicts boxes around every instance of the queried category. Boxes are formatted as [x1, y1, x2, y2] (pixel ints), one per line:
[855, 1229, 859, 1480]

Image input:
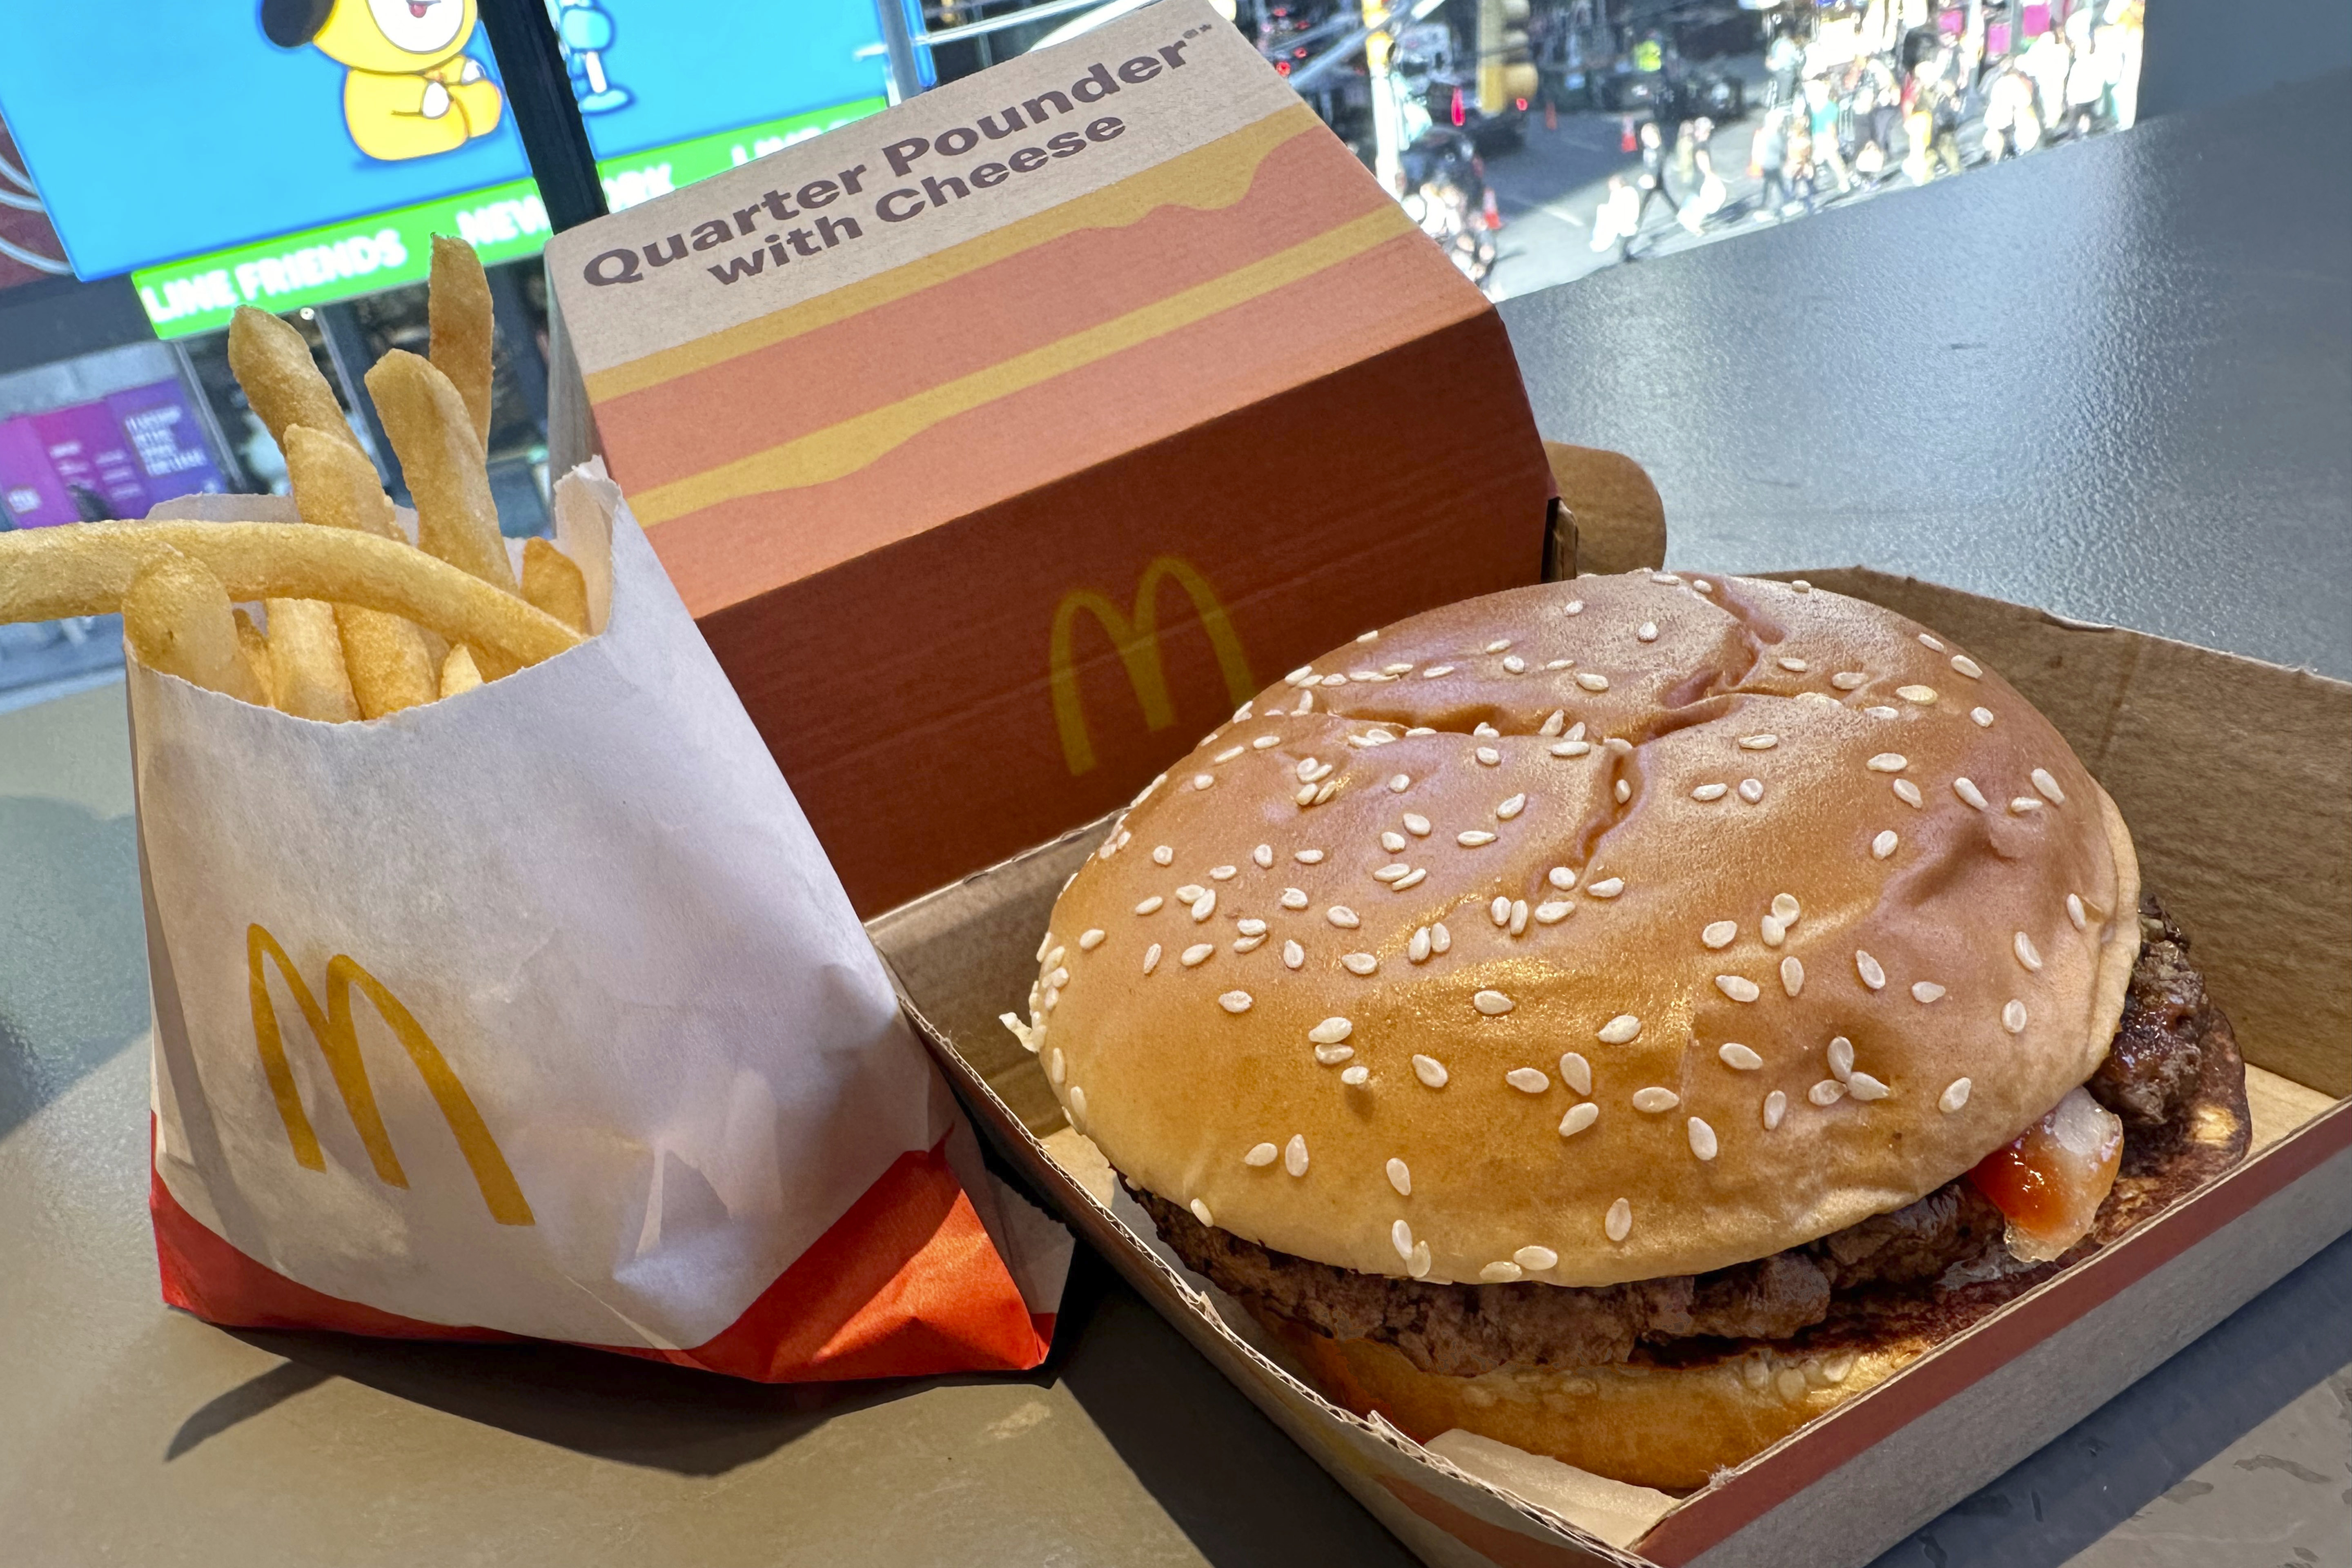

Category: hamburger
[1009, 571, 2249, 1490]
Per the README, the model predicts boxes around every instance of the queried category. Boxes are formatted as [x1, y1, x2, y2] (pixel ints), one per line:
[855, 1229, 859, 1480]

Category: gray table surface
[6, 76, 2351, 1568]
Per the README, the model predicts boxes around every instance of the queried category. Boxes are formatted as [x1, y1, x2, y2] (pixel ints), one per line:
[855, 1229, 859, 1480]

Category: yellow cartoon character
[262, 0, 506, 162]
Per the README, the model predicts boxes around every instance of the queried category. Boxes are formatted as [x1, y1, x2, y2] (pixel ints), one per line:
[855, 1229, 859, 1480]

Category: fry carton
[133, 466, 1070, 1379]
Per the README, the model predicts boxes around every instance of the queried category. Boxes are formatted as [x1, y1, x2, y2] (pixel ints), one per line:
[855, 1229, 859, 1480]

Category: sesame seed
[1539, 710, 1566, 736]
[1810, 1079, 1846, 1106]
[1535, 901, 1571, 924]
[1606, 1199, 1633, 1242]
[1503, 655, 1527, 674]
[1652, 572, 1682, 585]
[1918, 633, 1945, 652]
[1389, 774, 1411, 793]
[1283, 941, 1305, 969]
[1764, 1090, 1788, 1129]
[1410, 1241, 1432, 1277]
[1586, 877, 1625, 898]
[1560, 1102, 1600, 1136]
[1782, 956, 1805, 996]
[1694, 580, 1714, 593]
[1893, 779, 1923, 808]
[1485, 639, 1512, 655]
[1614, 780, 1633, 804]
[1847, 1072, 1891, 1101]
[1971, 706, 1995, 727]
[1832, 672, 1869, 690]
[1739, 734, 1779, 751]
[1951, 655, 1983, 679]
[1475, 724, 1501, 741]
[1254, 844, 1274, 868]
[1286, 665, 1316, 685]
[1135, 895, 1165, 915]
[1408, 927, 1432, 963]
[1394, 869, 1427, 890]
[1432, 923, 1452, 953]
[1490, 895, 1512, 927]
[1475, 747, 1501, 767]
[1550, 740, 1593, 758]
[1412, 1054, 1449, 1088]
[1423, 665, 1454, 679]
[1233, 934, 1266, 954]
[1873, 830, 1899, 859]
[1912, 981, 1947, 1004]
[1716, 974, 1762, 1002]
[1897, 685, 1938, 705]
[1181, 943, 1214, 967]
[1387, 1158, 1412, 1196]
[1313, 1043, 1354, 1065]
[1577, 673, 1610, 692]
[1480, 1261, 1523, 1283]
[1237, 918, 1268, 937]
[1856, 951, 1886, 990]
[1341, 1065, 1369, 1085]
[2015, 931, 2044, 971]
[1688, 1118, 1719, 1160]
[1760, 916, 1785, 947]
[1384, 662, 1413, 675]
[1245, 1142, 1278, 1167]
[1953, 777, 1989, 811]
[1867, 753, 1909, 773]
[1866, 705, 1900, 719]
[1209, 864, 1238, 881]
[1296, 849, 1325, 864]
[1459, 830, 1498, 846]
[1285, 1135, 1309, 1176]
[2032, 768, 2067, 804]
[1738, 778, 1766, 803]
[1474, 989, 1516, 1016]
[1403, 813, 1432, 836]
[2003, 998, 2028, 1033]
[2011, 797, 2042, 815]
[1252, 735, 1281, 750]
[1321, 674, 1348, 688]
[1693, 782, 1728, 801]
[1567, 600, 1585, 614]
[1791, 580, 1811, 593]
[1036, 932, 1059, 965]
[1559, 1052, 1593, 1094]
[1638, 622, 1660, 642]
[1940, 1078, 1973, 1113]
[1342, 953, 1379, 976]
[1506, 1067, 1550, 1094]
[1080, 929, 1107, 952]
[1375, 862, 1411, 883]
[2067, 893, 2088, 930]
[1545, 658, 1572, 670]
[1144, 943, 1163, 973]
[1194, 773, 1215, 790]
[1296, 787, 1318, 806]
[1175, 884, 1205, 903]
[1515, 1245, 1559, 1272]
[1497, 793, 1527, 820]
[1597, 1014, 1642, 1044]
[1720, 1043, 1764, 1070]
[1069, 1085, 1088, 1129]
[1829, 1036, 1855, 1079]
[1548, 866, 1577, 891]
[1191, 891, 1217, 920]
[1632, 1086, 1679, 1113]
[1215, 745, 1244, 764]
[1049, 1048, 1066, 1084]
[1153, 846, 1175, 866]
[1190, 1198, 1215, 1225]
[1280, 888, 1310, 910]
[1327, 906, 1361, 929]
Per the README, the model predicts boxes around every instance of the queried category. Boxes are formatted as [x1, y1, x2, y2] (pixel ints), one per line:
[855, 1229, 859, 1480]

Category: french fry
[262, 597, 360, 722]
[227, 307, 358, 455]
[121, 552, 267, 704]
[365, 351, 518, 594]
[521, 537, 590, 634]
[232, 607, 276, 706]
[429, 235, 495, 449]
[283, 425, 439, 717]
[440, 644, 484, 698]
[0, 521, 580, 671]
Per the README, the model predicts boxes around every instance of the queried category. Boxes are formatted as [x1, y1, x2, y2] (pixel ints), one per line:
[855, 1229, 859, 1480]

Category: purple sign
[104, 380, 226, 505]
[0, 416, 78, 528]
[33, 400, 150, 521]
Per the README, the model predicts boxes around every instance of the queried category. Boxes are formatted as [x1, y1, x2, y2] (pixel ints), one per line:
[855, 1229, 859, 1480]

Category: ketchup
[1967, 1087, 2123, 1263]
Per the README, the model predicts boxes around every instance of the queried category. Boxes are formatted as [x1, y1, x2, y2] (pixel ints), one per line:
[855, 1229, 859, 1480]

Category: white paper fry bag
[139, 464, 1069, 1379]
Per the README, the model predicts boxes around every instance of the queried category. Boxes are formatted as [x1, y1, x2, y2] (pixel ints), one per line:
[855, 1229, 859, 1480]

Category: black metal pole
[477, 0, 608, 232]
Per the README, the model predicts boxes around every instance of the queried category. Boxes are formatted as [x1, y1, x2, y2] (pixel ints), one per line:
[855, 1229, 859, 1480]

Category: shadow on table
[0, 796, 146, 1140]
[1871, 1228, 2352, 1568]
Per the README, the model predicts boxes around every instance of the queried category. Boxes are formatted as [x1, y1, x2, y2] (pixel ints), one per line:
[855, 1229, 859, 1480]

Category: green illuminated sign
[133, 97, 888, 339]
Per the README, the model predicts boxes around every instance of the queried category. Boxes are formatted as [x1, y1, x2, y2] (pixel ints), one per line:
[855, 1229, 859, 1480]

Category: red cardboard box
[547, 0, 1554, 914]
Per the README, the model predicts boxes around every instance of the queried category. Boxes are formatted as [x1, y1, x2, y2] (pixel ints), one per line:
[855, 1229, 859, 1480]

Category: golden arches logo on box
[246, 924, 533, 1226]
[1049, 555, 1254, 777]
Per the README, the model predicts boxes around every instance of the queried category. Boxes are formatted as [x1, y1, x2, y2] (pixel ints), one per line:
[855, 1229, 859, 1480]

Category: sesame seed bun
[1022, 571, 2140, 1289]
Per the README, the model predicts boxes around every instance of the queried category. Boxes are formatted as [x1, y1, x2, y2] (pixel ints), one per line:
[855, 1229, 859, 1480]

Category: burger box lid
[542, 0, 1555, 918]
[864, 537, 2352, 1566]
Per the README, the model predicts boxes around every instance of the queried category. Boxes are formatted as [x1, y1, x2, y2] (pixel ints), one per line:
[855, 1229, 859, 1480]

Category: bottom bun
[1261, 1311, 1925, 1491]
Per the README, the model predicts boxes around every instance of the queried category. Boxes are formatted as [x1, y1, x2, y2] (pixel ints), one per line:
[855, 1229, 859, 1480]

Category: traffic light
[1478, 0, 1538, 116]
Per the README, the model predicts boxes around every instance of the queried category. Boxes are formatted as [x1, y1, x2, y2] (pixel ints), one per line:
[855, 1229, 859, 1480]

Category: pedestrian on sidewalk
[1750, 105, 1793, 219]
[1805, 78, 1854, 195]
[1621, 117, 1678, 255]
[1591, 174, 1640, 254]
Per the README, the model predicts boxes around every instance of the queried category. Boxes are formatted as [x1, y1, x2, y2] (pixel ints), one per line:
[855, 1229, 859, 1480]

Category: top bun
[1028, 572, 2140, 1288]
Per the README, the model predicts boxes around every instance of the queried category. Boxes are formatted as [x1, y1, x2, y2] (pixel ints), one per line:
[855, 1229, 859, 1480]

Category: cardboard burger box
[867, 529, 2352, 1566]
[545, 0, 1555, 917]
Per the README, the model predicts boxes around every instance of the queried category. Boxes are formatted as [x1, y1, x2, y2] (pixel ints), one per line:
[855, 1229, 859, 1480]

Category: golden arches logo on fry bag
[246, 924, 532, 1226]
[1050, 555, 1252, 777]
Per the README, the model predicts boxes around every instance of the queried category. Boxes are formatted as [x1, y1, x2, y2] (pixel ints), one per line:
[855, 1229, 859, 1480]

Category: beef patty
[1136, 895, 2251, 1378]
